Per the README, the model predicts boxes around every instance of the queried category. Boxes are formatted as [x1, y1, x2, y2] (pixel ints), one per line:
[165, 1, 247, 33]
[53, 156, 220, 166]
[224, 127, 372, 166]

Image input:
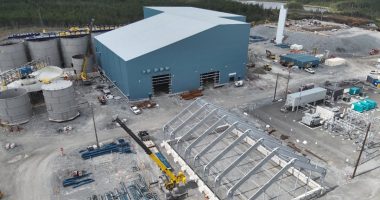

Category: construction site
[0, 4, 380, 200]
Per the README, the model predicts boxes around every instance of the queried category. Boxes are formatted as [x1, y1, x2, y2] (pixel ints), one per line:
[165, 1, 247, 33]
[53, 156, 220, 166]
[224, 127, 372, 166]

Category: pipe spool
[0, 88, 32, 125]
[42, 80, 79, 122]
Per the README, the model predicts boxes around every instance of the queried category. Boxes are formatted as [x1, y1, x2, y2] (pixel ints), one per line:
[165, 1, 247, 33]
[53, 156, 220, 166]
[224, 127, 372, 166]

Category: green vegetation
[0, 0, 277, 28]
[281, 0, 380, 19]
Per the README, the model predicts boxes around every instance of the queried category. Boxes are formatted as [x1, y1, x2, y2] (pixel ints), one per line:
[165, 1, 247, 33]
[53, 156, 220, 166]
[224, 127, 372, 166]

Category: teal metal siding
[123, 23, 249, 99]
[280, 54, 320, 69]
[143, 7, 164, 18]
[95, 40, 130, 96]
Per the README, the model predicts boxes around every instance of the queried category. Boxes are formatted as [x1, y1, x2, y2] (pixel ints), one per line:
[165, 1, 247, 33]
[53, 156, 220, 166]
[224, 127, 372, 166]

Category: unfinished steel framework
[161, 99, 326, 200]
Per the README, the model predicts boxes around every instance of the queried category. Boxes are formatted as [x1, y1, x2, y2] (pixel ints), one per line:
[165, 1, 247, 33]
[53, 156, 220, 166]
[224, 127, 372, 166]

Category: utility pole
[352, 123, 371, 178]
[284, 69, 291, 101]
[273, 73, 279, 102]
[91, 104, 100, 148]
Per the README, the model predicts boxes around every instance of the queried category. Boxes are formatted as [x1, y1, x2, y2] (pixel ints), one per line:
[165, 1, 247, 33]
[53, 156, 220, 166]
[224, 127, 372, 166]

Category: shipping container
[349, 87, 361, 95]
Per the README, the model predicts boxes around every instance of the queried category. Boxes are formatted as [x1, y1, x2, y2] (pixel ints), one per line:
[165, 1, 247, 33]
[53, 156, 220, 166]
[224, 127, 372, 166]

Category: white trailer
[285, 87, 327, 111]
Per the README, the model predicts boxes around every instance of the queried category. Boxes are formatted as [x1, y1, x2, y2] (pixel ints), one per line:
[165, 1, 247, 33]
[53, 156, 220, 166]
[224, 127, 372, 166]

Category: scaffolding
[162, 99, 326, 200]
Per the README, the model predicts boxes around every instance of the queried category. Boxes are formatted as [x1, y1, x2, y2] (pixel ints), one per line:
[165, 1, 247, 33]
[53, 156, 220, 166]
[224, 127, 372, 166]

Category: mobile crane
[113, 117, 187, 192]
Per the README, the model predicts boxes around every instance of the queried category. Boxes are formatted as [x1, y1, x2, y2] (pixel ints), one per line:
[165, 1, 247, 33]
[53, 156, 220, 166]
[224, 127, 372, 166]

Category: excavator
[113, 117, 187, 198]
[266, 50, 276, 60]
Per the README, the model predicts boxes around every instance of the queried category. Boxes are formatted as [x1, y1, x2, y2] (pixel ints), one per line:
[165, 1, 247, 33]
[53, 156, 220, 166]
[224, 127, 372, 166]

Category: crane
[113, 117, 186, 191]
[80, 18, 95, 85]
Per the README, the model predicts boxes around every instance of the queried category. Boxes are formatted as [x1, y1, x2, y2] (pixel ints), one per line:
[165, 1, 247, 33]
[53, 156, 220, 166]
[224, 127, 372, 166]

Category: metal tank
[0, 40, 28, 72]
[27, 38, 62, 67]
[71, 54, 95, 74]
[42, 80, 79, 122]
[0, 88, 32, 125]
[60, 35, 88, 68]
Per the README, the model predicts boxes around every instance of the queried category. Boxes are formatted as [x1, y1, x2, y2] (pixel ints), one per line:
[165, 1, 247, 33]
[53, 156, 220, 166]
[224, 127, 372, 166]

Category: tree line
[0, 0, 278, 28]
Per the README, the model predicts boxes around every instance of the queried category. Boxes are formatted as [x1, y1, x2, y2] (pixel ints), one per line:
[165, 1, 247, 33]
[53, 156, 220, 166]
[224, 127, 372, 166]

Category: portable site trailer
[285, 87, 327, 111]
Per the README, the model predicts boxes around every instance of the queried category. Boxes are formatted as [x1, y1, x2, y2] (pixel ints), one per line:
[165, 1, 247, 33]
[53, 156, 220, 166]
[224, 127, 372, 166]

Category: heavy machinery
[266, 50, 276, 60]
[369, 48, 379, 55]
[80, 18, 95, 85]
[263, 64, 272, 71]
[113, 117, 187, 196]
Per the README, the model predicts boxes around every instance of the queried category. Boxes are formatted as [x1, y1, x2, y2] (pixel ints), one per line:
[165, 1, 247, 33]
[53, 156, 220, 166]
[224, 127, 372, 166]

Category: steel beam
[194, 122, 238, 162]
[204, 129, 251, 176]
[215, 138, 264, 187]
[176, 109, 217, 144]
[163, 100, 200, 132]
[248, 158, 296, 200]
[293, 160, 327, 179]
[184, 115, 227, 159]
[227, 148, 279, 199]
[169, 103, 209, 140]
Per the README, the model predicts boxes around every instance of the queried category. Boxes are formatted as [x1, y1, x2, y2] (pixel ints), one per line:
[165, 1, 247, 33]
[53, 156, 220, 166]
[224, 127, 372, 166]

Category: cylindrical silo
[71, 54, 95, 74]
[42, 80, 79, 122]
[27, 38, 62, 67]
[0, 40, 28, 72]
[60, 35, 88, 68]
[0, 88, 32, 125]
[71, 54, 85, 73]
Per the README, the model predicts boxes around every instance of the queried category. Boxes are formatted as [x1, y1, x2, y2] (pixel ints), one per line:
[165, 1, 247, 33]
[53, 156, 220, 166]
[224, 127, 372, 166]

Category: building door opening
[152, 74, 171, 96]
[200, 71, 220, 88]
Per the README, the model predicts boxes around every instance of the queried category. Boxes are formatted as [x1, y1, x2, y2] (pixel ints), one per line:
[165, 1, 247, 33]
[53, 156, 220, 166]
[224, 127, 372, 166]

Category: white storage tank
[42, 80, 79, 122]
[60, 35, 88, 68]
[0, 40, 28, 72]
[27, 38, 62, 67]
[0, 88, 32, 125]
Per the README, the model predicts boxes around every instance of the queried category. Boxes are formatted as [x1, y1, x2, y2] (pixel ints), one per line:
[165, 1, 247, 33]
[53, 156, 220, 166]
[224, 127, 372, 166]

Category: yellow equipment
[80, 56, 88, 81]
[80, 18, 95, 85]
[1, 79, 7, 91]
[114, 117, 186, 190]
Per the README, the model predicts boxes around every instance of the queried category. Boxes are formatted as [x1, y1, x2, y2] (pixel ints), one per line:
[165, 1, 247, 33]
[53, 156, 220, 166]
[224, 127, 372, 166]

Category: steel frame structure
[162, 99, 326, 200]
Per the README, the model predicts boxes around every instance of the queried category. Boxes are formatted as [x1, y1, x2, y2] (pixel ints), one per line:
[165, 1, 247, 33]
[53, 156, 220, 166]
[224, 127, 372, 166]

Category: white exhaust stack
[275, 5, 288, 44]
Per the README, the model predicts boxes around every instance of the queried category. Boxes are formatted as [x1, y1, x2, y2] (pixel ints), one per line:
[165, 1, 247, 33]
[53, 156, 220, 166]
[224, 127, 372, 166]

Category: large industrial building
[94, 7, 250, 100]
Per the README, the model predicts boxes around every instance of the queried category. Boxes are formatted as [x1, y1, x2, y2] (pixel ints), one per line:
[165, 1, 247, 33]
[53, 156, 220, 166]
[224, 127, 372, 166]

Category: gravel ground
[252, 25, 380, 57]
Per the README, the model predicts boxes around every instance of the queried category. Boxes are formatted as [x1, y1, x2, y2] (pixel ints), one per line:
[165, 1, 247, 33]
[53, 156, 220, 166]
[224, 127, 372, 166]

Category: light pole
[91, 104, 100, 148]
[352, 123, 371, 178]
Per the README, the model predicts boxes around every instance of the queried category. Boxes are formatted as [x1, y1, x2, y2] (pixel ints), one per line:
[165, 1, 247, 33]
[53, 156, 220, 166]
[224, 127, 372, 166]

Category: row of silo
[0, 79, 79, 125]
[0, 31, 106, 71]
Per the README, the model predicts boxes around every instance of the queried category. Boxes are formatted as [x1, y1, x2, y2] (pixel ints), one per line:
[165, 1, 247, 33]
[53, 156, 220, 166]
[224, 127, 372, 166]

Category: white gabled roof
[95, 7, 246, 62]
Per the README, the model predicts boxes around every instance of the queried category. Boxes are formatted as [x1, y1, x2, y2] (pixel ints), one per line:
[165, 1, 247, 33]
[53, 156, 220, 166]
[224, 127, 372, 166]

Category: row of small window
[142, 67, 170, 74]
